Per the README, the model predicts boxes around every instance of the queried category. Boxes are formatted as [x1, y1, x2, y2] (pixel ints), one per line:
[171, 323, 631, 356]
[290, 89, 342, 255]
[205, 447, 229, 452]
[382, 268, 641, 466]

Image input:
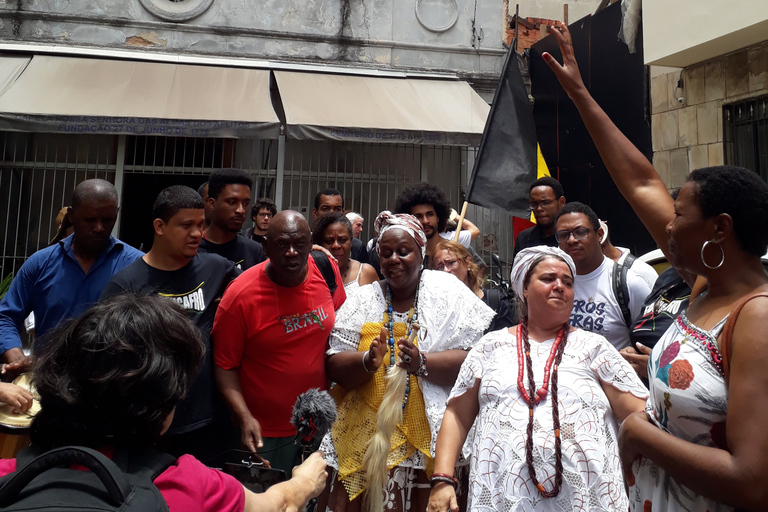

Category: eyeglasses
[435, 259, 460, 271]
[555, 227, 597, 243]
[528, 199, 555, 211]
[257, 212, 273, 218]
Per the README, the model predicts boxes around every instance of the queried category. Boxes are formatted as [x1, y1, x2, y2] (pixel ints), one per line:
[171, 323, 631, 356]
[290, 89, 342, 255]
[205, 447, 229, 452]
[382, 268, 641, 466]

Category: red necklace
[516, 324, 565, 404]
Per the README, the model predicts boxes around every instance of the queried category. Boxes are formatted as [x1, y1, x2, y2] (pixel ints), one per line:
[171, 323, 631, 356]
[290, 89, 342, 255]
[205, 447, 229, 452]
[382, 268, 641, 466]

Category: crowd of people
[0, 22, 766, 512]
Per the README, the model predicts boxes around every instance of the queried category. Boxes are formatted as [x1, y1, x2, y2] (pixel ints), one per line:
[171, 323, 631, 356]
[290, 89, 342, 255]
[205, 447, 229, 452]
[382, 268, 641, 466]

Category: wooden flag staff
[453, 202, 468, 243]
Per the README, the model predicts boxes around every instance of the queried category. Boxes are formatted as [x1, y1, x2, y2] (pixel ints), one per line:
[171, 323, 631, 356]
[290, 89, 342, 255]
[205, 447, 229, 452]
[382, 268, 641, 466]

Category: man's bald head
[267, 210, 310, 239]
[72, 179, 118, 210]
[264, 211, 312, 287]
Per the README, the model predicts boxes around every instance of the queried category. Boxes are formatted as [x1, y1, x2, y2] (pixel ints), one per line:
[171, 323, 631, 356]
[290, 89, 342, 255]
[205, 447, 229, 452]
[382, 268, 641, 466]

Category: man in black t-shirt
[198, 168, 265, 270]
[101, 185, 239, 462]
[513, 177, 567, 262]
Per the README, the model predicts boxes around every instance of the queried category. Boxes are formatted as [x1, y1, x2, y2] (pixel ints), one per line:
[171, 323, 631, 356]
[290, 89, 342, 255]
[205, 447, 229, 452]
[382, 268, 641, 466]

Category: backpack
[310, 250, 338, 296]
[0, 445, 177, 511]
[612, 253, 637, 327]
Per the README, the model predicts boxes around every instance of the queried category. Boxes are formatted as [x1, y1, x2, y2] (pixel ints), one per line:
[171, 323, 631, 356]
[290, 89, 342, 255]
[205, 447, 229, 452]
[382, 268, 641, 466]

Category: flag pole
[453, 202, 468, 242]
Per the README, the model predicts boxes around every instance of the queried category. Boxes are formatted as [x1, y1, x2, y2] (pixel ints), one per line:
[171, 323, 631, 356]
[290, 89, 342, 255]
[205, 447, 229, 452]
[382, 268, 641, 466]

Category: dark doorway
[119, 173, 207, 252]
[529, 2, 655, 256]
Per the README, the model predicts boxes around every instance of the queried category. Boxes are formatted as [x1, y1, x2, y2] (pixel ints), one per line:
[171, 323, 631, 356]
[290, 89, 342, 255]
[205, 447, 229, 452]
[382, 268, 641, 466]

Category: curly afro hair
[687, 166, 768, 256]
[394, 183, 451, 232]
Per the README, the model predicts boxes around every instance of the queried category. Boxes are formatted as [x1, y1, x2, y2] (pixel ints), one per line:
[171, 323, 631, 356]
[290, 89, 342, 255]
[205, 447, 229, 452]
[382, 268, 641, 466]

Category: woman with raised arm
[544, 23, 768, 511]
[427, 246, 647, 512]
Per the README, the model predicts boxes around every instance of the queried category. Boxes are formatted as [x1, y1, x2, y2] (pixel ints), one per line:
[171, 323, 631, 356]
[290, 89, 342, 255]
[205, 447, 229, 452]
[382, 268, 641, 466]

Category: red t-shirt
[0, 454, 245, 512]
[213, 257, 346, 436]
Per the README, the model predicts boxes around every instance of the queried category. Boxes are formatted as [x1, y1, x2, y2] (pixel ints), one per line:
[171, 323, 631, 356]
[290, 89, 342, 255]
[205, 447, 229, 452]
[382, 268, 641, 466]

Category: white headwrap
[510, 246, 576, 298]
[374, 211, 427, 259]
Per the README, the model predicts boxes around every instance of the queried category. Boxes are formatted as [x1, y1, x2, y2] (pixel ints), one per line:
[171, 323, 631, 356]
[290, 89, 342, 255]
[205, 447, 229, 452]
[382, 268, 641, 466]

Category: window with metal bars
[723, 95, 768, 181]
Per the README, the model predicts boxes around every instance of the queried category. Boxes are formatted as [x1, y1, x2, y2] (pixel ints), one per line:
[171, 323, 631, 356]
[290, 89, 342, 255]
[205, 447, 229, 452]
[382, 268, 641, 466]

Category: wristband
[413, 351, 428, 377]
[362, 351, 376, 374]
[429, 473, 457, 488]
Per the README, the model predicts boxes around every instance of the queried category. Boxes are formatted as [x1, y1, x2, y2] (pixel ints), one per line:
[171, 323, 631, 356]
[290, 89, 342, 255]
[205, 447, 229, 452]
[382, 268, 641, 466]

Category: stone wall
[650, 41, 768, 188]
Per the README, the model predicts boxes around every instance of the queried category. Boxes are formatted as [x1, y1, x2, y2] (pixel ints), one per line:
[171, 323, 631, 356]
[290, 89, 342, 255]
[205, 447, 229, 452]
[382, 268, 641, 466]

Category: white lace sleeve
[416, 270, 496, 353]
[587, 332, 650, 399]
[447, 331, 506, 402]
[327, 283, 383, 355]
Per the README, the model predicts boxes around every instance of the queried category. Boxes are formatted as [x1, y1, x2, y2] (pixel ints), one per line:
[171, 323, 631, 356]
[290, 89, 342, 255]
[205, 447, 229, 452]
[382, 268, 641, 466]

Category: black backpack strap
[310, 251, 337, 297]
[0, 446, 132, 508]
[612, 253, 637, 327]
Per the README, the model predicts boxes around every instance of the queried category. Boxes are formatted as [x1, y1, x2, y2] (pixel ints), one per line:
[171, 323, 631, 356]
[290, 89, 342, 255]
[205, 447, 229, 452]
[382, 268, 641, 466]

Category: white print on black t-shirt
[642, 298, 684, 317]
[159, 285, 206, 313]
[278, 306, 329, 334]
[569, 298, 606, 332]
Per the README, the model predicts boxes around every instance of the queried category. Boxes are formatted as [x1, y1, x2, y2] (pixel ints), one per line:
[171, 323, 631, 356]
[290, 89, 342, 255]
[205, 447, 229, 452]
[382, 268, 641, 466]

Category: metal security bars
[724, 95, 768, 181]
[0, 132, 117, 278]
[1, 131, 515, 290]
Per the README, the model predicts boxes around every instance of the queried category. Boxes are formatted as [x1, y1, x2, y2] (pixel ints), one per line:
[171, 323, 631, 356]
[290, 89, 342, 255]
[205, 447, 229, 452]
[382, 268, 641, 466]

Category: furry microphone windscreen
[291, 388, 338, 451]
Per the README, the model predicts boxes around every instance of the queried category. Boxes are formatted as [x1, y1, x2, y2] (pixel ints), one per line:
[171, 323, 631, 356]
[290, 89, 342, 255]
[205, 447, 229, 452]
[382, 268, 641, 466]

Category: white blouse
[450, 328, 649, 512]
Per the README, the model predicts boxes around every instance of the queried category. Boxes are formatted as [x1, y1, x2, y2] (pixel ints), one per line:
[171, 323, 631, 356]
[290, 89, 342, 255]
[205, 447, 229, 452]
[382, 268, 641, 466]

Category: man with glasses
[248, 197, 277, 245]
[513, 177, 567, 261]
[554, 202, 651, 350]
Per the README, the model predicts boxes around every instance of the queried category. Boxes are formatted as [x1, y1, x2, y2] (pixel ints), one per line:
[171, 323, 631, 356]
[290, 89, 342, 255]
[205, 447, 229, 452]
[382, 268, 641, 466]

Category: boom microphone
[291, 388, 337, 455]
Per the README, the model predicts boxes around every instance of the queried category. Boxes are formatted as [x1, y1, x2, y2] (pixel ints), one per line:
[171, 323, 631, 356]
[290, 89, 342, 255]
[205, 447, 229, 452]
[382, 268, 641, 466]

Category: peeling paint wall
[0, 0, 506, 85]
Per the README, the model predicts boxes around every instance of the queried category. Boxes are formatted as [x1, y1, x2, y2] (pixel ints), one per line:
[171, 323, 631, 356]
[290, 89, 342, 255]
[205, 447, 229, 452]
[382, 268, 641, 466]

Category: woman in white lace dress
[319, 211, 495, 512]
[313, 212, 378, 299]
[428, 247, 648, 512]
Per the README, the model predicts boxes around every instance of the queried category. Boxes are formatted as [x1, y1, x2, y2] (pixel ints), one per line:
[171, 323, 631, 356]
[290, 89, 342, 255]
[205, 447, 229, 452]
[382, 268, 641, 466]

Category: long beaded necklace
[384, 278, 420, 409]
[516, 320, 568, 497]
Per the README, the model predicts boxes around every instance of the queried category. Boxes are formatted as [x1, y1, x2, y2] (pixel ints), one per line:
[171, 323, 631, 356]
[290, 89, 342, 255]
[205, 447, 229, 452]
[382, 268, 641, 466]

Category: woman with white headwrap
[319, 211, 495, 512]
[428, 246, 648, 512]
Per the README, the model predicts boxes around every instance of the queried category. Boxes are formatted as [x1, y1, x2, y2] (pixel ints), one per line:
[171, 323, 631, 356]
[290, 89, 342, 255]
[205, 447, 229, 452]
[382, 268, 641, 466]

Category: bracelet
[362, 351, 376, 374]
[413, 351, 428, 377]
[429, 473, 457, 488]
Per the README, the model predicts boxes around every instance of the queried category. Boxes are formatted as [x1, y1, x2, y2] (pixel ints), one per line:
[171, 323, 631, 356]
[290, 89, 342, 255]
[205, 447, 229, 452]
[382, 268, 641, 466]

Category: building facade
[0, 1, 511, 276]
[644, 0, 768, 188]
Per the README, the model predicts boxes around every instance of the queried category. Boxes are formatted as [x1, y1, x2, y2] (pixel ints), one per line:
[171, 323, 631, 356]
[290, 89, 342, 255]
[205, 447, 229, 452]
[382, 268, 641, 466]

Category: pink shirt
[0, 454, 245, 512]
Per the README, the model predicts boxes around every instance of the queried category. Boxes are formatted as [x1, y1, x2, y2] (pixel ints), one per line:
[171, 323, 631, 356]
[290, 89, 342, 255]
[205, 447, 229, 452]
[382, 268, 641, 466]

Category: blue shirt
[0, 235, 143, 354]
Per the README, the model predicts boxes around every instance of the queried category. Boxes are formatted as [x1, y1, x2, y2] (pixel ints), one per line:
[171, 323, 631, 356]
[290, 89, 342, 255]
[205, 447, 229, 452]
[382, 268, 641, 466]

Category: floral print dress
[628, 310, 732, 512]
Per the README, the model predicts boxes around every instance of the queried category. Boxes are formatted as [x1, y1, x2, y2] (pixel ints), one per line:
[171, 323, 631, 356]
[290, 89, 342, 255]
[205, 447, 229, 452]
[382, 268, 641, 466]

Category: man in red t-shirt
[213, 211, 345, 476]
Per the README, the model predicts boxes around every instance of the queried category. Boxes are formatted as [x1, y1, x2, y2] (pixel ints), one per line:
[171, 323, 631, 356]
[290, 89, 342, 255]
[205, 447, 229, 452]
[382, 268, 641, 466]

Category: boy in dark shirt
[198, 168, 265, 270]
[102, 185, 239, 461]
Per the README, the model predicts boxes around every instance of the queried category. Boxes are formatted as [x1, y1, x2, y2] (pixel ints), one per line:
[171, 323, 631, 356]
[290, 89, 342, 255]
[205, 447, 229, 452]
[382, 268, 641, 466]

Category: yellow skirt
[331, 322, 433, 501]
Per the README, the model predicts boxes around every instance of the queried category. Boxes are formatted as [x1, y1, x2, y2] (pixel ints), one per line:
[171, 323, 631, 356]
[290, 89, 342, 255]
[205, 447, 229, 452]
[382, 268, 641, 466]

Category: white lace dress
[321, 269, 496, 470]
[342, 262, 364, 300]
[449, 328, 649, 512]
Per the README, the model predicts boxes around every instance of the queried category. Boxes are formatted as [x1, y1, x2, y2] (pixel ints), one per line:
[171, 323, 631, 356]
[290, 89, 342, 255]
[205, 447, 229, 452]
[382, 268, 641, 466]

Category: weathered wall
[650, 41, 768, 188]
[643, 0, 768, 67]
[0, 0, 505, 84]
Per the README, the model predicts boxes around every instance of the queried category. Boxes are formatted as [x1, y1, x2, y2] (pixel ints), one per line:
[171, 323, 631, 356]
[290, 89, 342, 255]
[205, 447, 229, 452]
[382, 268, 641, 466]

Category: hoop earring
[700, 240, 724, 270]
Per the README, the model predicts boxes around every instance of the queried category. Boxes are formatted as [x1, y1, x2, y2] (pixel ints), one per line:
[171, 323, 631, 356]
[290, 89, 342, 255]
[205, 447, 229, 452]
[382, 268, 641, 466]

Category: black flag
[466, 47, 538, 218]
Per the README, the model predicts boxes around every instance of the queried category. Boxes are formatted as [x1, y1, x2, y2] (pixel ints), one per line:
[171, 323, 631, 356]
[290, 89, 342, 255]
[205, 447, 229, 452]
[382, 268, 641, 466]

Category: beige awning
[0, 55, 30, 97]
[274, 71, 490, 146]
[0, 55, 280, 138]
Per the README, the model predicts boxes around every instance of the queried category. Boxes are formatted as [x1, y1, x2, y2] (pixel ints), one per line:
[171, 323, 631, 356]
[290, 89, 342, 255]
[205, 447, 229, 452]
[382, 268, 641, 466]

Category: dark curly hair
[394, 183, 451, 232]
[251, 197, 277, 218]
[30, 294, 205, 449]
[554, 201, 600, 229]
[529, 176, 564, 199]
[312, 212, 352, 245]
[687, 166, 768, 256]
[207, 168, 253, 199]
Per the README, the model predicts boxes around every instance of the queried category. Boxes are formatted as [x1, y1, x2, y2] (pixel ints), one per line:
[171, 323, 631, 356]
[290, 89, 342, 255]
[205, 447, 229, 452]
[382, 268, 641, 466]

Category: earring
[700, 240, 724, 270]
